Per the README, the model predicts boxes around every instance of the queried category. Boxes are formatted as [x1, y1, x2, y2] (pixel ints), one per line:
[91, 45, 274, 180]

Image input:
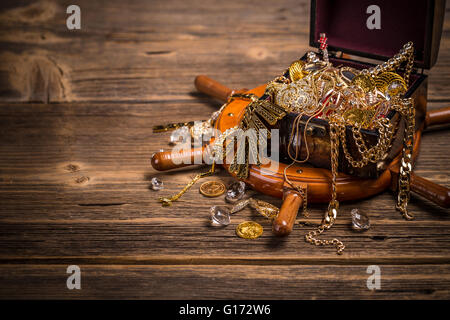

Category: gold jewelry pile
[234, 42, 416, 254]
[153, 41, 417, 255]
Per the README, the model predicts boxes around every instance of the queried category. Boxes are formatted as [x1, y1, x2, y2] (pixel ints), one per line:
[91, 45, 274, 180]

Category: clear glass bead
[351, 208, 370, 231]
[225, 181, 246, 203]
[150, 177, 164, 191]
[210, 206, 231, 226]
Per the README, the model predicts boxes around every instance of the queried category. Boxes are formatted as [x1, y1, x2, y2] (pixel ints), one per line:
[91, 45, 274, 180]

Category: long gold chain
[340, 117, 397, 168]
[365, 42, 414, 85]
[159, 162, 216, 206]
[392, 98, 415, 220]
[304, 42, 415, 254]
[305, 121, 345, 254]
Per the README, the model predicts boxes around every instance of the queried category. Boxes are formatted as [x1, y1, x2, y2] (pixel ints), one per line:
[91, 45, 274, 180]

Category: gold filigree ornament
[271, 75, 321, 114]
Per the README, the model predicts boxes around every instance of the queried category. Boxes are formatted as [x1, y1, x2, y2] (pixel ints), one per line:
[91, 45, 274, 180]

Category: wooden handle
[272, 188, 303, 236]
[194, 75, 247, 102]
[151, 148, 205, 171]
[410, 172, 450, 208]
[194, 75, 233, 102]
[425, 106, 450, 128]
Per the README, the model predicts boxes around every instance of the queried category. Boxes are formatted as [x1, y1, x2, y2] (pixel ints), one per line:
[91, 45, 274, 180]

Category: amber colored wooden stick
[425, 106, 450, 128]
[195, 75, 247, 102]
[389, 169, 450, 209]
[272, 188, 304, 236]
[410, 172, 450, 208]
[151, 147, 205, 171]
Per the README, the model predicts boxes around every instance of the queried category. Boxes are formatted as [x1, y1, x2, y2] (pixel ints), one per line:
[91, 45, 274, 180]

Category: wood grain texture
[0, 0, 449, 299]
[0, 265, 449, 299]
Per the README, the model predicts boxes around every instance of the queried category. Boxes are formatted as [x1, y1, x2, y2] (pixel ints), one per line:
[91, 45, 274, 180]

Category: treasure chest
[275, 0, 445, 178]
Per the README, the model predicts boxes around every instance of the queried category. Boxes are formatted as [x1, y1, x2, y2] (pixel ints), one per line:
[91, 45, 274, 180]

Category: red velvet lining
[312, 0, 432, 66]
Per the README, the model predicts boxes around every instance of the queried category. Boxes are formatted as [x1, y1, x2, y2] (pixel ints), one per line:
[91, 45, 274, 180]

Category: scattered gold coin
[199, 180, 226, 197]
[236, 221, 263, 239]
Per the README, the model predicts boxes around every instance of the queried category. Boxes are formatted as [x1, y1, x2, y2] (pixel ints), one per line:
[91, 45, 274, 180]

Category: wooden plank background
[0, 0, 449, 299]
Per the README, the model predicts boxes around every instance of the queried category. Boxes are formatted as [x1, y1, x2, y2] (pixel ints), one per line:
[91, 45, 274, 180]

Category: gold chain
[305, 121, 345, 254]
[159, 162, 216, 206]
[294, 185, 309, 217]
[340, 117, 397, 168]
[365, 42, 414, 86]
[392, 98, 415, 220]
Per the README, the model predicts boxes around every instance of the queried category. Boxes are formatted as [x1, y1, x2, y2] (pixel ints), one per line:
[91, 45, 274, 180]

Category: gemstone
[225, 181, 246, 203]
[150, 177, 164, 191]
[210, 206, 231, 226]
[169, 126, 190, 145]
[351, 208, 370, 231]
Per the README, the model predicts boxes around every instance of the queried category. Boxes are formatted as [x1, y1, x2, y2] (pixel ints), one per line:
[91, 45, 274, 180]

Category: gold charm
[288, 60, 308, 82]
[230, 198, 251, 214]
[236, 221, 263, 239]
[199, 180, 226, 197]
[249, 199, 279, 219]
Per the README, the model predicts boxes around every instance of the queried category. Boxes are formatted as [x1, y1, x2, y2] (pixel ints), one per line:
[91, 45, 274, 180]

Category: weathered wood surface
[0, 0, 449, 299]
[1, 265, 449, 299]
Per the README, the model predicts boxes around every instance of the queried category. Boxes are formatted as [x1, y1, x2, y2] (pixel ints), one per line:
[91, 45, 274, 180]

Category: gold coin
[236, 221, 263, 239]
[374, 72, 407, 98]
[351, 74, 375, 93]
[199, 180, 226, 197]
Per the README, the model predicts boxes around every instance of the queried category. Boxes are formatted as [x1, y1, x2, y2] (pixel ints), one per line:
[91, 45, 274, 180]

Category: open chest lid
[310, 0, 446, 69]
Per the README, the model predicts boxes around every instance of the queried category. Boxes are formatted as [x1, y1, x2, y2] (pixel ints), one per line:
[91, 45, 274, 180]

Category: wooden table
[0, 0, 449, 299]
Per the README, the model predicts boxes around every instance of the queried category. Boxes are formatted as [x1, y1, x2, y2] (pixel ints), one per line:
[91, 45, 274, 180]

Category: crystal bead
[225, 181, 246, 203]
[150, 177, 164, 191]
[210, 206, 231, 226]
[351, 208, 370, 231]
